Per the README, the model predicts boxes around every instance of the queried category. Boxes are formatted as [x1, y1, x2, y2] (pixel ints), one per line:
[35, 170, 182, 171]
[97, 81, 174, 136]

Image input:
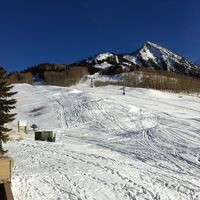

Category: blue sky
[0, 0, 200, 72]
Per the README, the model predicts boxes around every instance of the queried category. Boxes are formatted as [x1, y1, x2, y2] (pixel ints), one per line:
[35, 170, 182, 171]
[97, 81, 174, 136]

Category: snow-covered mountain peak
[95, 52, 114, 61]
[75, 41, 200, 77]
[134, 41, 200, 74]
[84, 52, 115, 69]
[138, 41, 184, 64]
[140, 41, 182, 61]
[144, 41, 163, 49]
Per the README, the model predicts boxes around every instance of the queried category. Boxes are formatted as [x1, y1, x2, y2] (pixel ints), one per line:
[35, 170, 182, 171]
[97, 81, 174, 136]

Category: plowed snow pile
[5, 81, 200, 200]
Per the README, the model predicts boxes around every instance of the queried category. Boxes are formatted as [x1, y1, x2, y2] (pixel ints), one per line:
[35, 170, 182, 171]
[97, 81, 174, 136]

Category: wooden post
[0, 157, 14, 200]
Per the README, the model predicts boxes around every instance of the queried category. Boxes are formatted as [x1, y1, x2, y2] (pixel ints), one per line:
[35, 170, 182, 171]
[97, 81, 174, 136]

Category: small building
[18, 120, 27, 133]
[35, 131, 56, 142]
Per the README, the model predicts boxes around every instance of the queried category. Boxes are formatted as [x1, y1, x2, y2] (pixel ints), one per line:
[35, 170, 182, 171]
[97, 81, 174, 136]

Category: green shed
[35, 131, 56, 142]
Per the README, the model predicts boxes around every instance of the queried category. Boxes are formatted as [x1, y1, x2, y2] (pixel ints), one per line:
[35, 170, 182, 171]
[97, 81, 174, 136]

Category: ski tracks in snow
[8, 84, 200, 199]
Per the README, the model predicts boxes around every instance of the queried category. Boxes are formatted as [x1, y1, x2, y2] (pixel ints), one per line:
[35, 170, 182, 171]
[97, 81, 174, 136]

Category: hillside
[7, 41, 200, 86]
[9, 41, 200, 86]
[5, 79, 200, 200]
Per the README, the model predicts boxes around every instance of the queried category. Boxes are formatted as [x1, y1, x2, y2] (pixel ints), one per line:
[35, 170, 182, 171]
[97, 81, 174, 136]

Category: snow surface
[86, 53, 114, 69]
[5, 80, 200, 200]
[95, 53, 114, 61]
[123, 55, 141, 65]
[86, 53, 114, 66]
[93, 62, 112, 69]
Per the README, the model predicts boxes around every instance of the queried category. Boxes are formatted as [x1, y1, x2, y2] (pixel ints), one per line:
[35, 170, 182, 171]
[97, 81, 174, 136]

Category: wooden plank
[0, 164, 9, 168]
[0, 169, 9, 173]
[0, 175, 9, 180]
[0, 158, 14, 183]
[0, 164, 10, 168]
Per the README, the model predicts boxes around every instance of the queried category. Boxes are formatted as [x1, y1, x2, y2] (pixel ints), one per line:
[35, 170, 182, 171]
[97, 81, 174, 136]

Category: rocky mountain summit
[75, 41, 200, 77]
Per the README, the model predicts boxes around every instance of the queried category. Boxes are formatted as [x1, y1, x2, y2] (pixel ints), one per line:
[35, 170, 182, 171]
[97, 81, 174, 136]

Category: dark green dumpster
[35, 131, 56, 142]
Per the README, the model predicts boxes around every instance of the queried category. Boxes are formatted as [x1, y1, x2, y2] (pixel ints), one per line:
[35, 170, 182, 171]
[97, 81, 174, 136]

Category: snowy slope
[4, 81, 200, 200]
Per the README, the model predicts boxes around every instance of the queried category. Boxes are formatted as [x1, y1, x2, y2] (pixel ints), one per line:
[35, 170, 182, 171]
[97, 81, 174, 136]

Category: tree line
[95, 68, 200, 95]
[7, 64, 89, 86]
[43, 67, 88, 86]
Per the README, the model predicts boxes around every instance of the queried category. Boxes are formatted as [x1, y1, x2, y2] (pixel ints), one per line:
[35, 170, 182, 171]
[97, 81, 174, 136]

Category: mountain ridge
[73, 41, 200, 77]
[20, 41, 200, 79]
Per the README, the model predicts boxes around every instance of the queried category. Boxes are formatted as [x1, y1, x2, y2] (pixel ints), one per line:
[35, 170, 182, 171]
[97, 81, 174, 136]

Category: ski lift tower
[89, 77, 95, 88]
[123, 76, 125, 95]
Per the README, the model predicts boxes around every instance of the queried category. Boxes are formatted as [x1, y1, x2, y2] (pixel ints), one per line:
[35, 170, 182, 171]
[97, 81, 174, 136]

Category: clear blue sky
[0, 0, 200, 72]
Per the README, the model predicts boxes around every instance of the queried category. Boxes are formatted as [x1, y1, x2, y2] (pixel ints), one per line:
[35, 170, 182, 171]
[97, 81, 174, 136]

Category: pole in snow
[123, 78, 125, 95]
[90, 77, 94, 88]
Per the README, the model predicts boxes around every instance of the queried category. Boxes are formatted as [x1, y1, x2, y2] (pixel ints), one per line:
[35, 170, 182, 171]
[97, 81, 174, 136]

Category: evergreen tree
[0, 67, 16, 156]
